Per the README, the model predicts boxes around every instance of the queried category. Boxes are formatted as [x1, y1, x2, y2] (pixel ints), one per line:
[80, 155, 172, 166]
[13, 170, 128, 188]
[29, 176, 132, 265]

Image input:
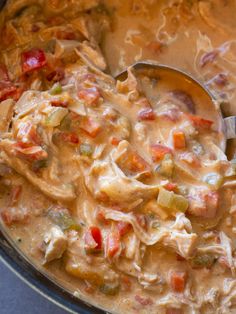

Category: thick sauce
[0, 1, 236, 314]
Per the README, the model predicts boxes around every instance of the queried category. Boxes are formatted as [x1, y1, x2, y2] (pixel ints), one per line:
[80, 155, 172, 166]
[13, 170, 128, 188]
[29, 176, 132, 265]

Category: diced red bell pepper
[1, 207, 29, 226]
[188, 190, 219, 219]
[150, 144, 172, 162]
[136, 214, 148, 230]
[166, 308, 183, 314]
[138, 108, 156, 121]
[173, 131, 186, 149]
[126, 151, 151, 174]
[97, 191, 110, 202]
[96, 209, 109, 225]
[164, 182, 178, 192]
[84, 226, 102, 251]
[110, 137, 121, 146]
[117, 221, 131, 237]
[16, 121, 42, 146]
[121, 275, 132, 291]
[0, 64, 19, 101]
[146, 41, 163, 54]
[47, 16, 65, 26]
[186, 114, 213, 130]
[8, 185, 22, 207]
[0, 64, 10, 81]
[14, 144, 48, 161]
[176, 254, 186, 262]
[21, 48, 47, 73]
[204, 191, 219, 218]
[135, 295, 153, 306]
[0, 82, 17, 101]
[78, 87, 101, 106]
[106, 230, 120, 258]
[170, 271, 187, 293]
[59, 132, 79, 144]
[31, 24, 40, 32]
[80, 117, 101, 138]
[1, 210, 13, 226]
[46, 68, 65, 82]
[55, 30, 77, 40]
[117, 148, 151, 176]
[51, 100, 69, 108]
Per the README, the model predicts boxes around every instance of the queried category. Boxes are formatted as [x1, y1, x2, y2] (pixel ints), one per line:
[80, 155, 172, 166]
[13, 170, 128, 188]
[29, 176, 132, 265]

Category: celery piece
[79, 143, 93, 157]
[48, 209, 80, 231]
[46, 108, 68, 127]
[99, 283, 120, 296]
[157, 187, 188, 213]
[50, 82, 62, 95]
[191, 254, 215, 268]
[32, 159, 48, 172]
[156, 154, 174, 178]
[157, 187, 174, 209]
[59, 114, 72, 131]
[203, 172, 223, 189]
[45, 39, 56, 53]
[172, 194, 189, 212]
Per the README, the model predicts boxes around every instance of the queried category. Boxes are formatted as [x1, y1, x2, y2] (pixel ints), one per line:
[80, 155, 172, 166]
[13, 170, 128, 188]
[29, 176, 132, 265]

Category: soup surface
[1, 1, 236, 313]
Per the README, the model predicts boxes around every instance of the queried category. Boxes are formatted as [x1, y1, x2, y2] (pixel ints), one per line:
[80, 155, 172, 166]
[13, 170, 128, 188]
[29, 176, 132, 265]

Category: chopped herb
[50, 82, 62, 95]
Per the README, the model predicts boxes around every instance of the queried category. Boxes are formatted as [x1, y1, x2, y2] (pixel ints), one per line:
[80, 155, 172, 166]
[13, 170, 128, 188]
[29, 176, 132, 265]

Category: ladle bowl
[115, 61, 236, 153]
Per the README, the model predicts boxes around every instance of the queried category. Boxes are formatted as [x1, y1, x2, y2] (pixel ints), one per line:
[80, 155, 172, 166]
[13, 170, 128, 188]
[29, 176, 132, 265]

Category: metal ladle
[115, 61, 236, 153]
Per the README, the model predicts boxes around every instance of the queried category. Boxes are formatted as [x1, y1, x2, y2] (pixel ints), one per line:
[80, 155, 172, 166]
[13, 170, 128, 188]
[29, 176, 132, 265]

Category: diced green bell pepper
[48, 208, 80, 231]
[99, 283, 120, 296]
[156, 154, 174, 178]
[50, 82, 62, 95]
[32, 159, 48, 172]
[157, 187, 189, 213]
[191, 254, 215, 268]
[46, 108, 68, 127]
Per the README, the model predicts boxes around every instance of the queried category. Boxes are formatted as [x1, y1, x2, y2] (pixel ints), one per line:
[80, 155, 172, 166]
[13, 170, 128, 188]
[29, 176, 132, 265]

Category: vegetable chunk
[21, 49, 47, 73]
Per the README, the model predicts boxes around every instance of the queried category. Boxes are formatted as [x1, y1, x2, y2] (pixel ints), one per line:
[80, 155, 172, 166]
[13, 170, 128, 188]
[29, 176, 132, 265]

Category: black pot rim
[0, 228, 106, 314]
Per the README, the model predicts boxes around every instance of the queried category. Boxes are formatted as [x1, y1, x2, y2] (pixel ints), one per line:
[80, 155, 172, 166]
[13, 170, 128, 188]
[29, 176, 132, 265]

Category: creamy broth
[1, 1, 236, 314]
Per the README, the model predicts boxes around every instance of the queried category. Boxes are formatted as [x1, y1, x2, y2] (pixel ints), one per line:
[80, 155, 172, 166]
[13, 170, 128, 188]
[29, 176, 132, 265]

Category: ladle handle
[224, 116, 236, 139]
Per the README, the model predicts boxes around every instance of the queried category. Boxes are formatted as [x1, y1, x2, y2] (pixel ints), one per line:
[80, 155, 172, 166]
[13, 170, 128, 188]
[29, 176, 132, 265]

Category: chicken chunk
[44, 226, 67, 263]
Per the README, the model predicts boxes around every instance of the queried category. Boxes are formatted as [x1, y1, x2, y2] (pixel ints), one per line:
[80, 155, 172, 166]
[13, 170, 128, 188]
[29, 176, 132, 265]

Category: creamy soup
[1, 1, 236, 314]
